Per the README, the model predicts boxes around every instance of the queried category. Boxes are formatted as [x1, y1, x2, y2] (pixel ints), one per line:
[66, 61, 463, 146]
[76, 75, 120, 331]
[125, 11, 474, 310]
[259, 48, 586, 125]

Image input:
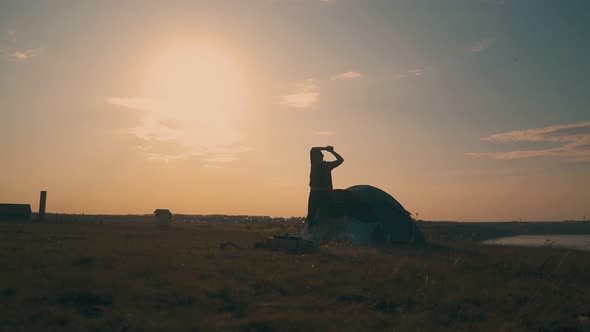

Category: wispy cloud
[1, 47, 42, 62]
[468, 122, 590, 161]
[107, 97, 251, 163]
[106, 97, 155, 112]
[1, 29, 43, 62]
[331, 71, 362, 80]
[481, 122, 590, 143]
[471, 38, 495, 53]
[396, 68, 425, 79]
[280, 79, 319, 109]
[407, 68, 425, 76]
[314, 130, 335, 136]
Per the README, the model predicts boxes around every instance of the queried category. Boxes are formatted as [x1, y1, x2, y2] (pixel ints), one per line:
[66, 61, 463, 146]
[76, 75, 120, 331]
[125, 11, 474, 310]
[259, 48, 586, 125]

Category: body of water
[482, 235, 590, 252]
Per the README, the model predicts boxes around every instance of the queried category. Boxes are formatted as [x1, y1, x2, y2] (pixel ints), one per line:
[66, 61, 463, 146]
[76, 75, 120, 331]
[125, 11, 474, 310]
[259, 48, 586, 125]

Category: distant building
[0, 204, 32, 221]
[154, 209, 172, 222]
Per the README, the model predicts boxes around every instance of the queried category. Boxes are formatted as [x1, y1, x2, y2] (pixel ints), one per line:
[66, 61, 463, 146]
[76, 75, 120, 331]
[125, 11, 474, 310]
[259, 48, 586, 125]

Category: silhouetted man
[307, 146, 344, 224]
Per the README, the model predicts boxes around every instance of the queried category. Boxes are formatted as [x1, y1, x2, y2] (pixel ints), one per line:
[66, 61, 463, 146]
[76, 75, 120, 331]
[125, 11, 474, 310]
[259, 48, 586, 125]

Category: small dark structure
[39, 191, 47, 221]
[0, 204, 32, 221]
[154, 209, 172, 222]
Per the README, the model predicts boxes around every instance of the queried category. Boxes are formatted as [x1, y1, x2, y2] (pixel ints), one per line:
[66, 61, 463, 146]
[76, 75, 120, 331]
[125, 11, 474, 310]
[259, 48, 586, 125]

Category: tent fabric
[302, 185, 425, 245]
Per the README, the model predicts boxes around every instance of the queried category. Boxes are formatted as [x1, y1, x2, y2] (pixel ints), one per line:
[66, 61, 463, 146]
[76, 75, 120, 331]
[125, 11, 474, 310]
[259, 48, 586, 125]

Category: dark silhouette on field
[154, 209, 172, 220]
[307, 146, 344, 223]
[304, 146, 424, 245]
[0, 204, 31, 221]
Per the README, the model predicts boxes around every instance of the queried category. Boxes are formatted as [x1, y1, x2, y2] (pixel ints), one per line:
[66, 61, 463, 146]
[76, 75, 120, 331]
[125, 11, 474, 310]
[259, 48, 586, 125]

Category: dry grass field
[1, 218, 590, 331]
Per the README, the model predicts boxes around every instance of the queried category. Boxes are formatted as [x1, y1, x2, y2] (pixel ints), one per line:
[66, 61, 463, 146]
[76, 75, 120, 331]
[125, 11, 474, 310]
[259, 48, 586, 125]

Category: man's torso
[310, 162, 333, 190]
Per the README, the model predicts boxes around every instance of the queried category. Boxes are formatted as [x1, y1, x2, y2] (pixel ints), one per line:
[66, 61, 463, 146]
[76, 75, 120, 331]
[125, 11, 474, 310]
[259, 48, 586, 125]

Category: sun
[140, 42, 248, 150]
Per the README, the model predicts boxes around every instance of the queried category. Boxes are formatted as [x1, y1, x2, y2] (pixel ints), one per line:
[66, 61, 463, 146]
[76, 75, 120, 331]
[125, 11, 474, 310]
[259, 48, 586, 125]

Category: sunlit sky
[1, 0, 589, 221]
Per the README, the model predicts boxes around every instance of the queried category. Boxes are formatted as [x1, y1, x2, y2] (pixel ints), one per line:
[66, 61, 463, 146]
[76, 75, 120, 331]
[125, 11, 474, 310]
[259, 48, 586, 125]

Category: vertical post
[39, 191, 47, 221]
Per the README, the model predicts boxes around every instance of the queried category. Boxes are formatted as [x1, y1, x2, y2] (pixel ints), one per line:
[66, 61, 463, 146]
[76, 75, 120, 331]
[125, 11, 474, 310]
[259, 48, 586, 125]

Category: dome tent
[302, 185, 425, 245]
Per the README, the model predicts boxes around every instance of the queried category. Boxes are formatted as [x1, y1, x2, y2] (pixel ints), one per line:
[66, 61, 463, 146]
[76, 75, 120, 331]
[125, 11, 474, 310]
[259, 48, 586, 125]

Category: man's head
[310, 149, 324, 164]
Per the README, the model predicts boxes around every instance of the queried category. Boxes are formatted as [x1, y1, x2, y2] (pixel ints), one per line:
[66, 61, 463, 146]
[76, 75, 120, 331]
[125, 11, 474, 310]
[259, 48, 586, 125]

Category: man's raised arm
[325, 146, 344, 167]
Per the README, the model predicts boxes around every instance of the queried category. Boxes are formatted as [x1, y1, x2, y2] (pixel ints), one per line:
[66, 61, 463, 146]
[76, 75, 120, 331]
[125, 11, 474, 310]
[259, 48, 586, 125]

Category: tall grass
[0, 220, 589, 331]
